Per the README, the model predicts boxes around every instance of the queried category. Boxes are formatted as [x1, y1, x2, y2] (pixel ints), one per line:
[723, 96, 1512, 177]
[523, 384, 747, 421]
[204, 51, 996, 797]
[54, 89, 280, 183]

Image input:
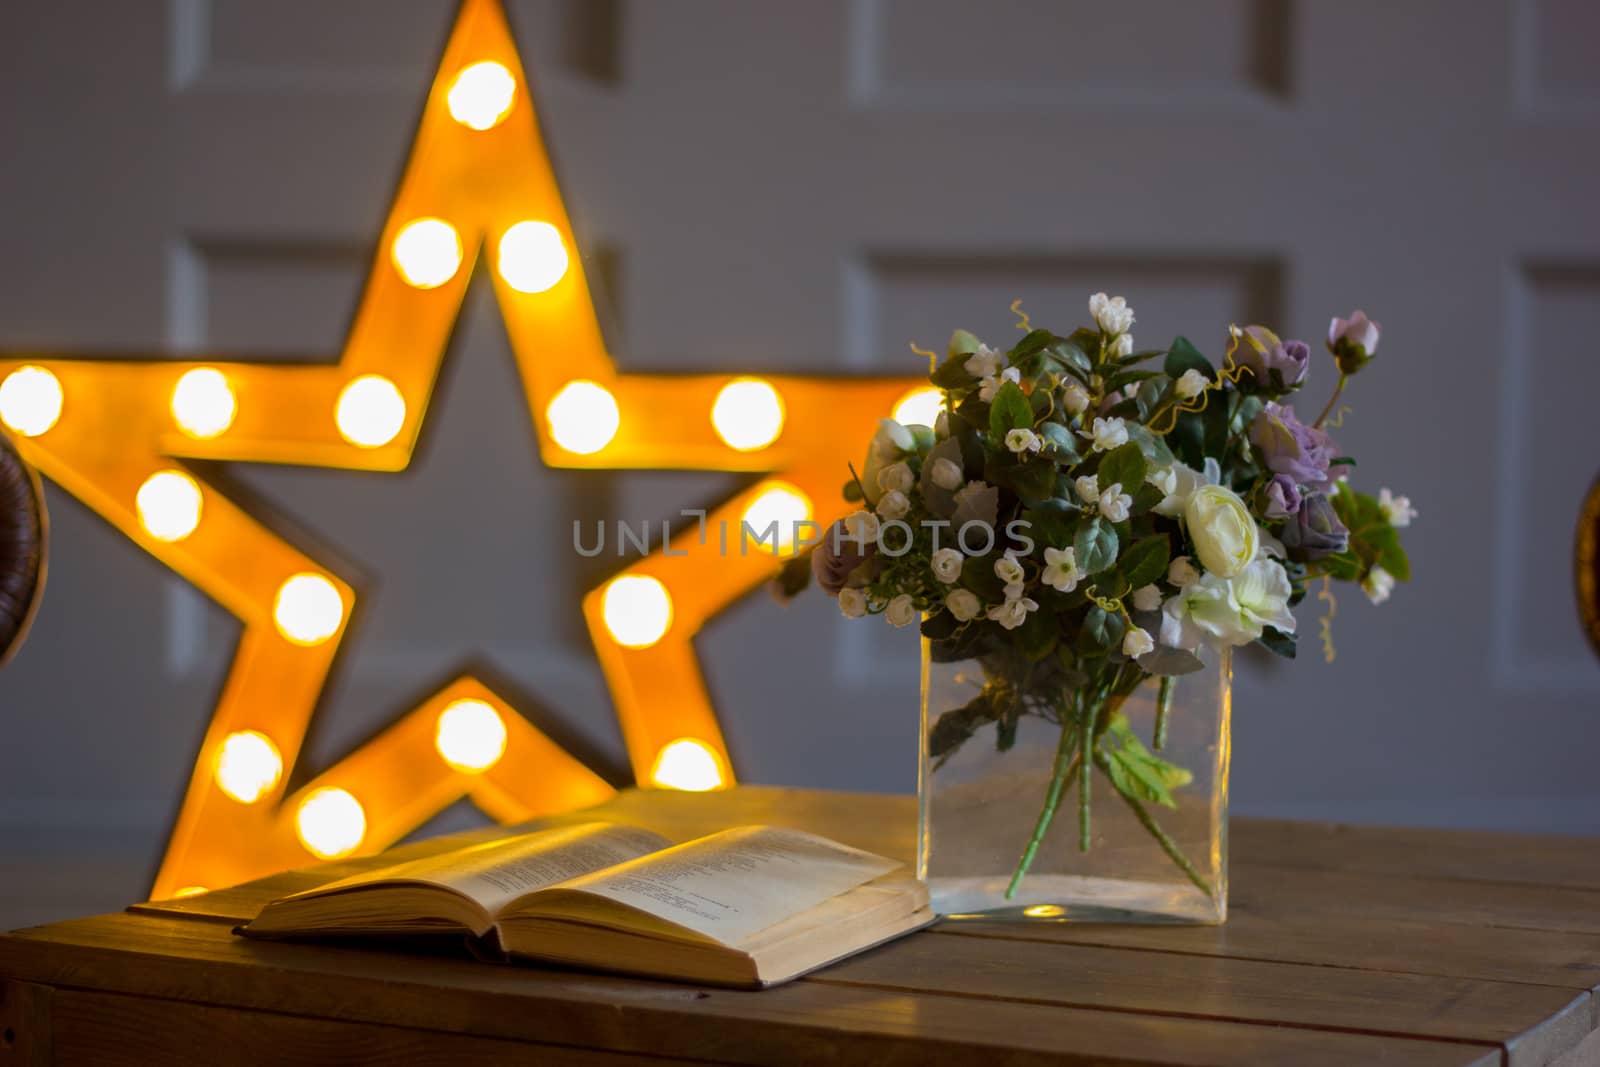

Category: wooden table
[2, 787, 1599, 1066]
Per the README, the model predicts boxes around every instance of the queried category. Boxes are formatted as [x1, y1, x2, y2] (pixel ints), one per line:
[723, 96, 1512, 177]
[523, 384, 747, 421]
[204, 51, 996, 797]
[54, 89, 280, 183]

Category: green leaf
[1098, 442, 1147, 493]
[960, 554, 1007, 601]
[1259, 626, 1296, 659]
[927, 693, 992, 759]
[1017, 608, 1058, 662]
[1073, 518, 1119, 575]
[1022, 499, 1077, 547]
[1122, 422, 1175, 469]
[1119, 534, 1170, 590]
[1037, 422, 1081, 465]
[947, 329, 982, 359]
[1137, 646, 1206, 676]
[771, 553, 812, 601]
[929, 353, 972, 389]
[1164, 335, 1215, 380]
[988, 380, 1033, 438]
[842, 479, 863, 503]
[920, 610, 959, 641]
[1080, 605, 1126, 650]
[1105, 368, 1164, 394]
[1010, 329, 1053, 361]
[1168, 408, 1205, 469]
[1046, 338, 1094, 378]
[1009, 458, 1057, 503]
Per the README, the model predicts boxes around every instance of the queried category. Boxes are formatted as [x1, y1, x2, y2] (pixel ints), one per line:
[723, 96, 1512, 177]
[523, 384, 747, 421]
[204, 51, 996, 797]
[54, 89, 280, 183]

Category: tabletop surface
[3, 786, 1600, 1066]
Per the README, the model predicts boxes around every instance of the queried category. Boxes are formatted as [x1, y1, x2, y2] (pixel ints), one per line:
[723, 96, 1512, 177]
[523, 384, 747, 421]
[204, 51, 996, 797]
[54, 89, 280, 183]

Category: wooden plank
[0, 913, 1495, 1067]
[1234, 819, 1600, 890]
[48, 988, 704, 1066]
[820, 925, 1591, 1067]
[0, 979, 51, 1067]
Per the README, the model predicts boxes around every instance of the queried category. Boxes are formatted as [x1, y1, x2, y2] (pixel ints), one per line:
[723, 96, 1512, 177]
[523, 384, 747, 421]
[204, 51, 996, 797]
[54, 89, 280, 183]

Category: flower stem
[1003, 724, 1080, 900]
[1078, 702, 1094, 852]
[1314, 373, 1348, 429]
[1098, 752, 1215, 898]
[1154, 677, 1175, 750]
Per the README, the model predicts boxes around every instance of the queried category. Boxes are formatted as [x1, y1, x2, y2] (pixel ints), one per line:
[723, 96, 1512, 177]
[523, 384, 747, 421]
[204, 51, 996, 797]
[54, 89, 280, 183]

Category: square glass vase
[918, 643, 1230, 924]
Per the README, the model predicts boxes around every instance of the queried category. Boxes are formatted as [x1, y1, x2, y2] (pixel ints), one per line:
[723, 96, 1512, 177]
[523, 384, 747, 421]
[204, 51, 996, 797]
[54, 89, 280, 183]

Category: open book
[240, 822, 932, 988]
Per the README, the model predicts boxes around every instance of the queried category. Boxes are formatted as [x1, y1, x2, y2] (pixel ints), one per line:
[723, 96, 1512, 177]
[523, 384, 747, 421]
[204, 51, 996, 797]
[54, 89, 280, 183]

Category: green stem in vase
[1097, 750, 1215, 898]
[1077, 698, 1094, 852]
[1002, 723, 1080, 902]
[1154, 676, 1175, 751]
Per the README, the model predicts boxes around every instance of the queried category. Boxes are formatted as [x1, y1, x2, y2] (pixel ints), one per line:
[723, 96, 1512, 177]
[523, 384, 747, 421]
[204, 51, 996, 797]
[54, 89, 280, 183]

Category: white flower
[886, 594, 917, 628]
[861, 418, 915, 505]
[1147, 465, 1177, 496]
[1131, 584, 1163, 612]
[1004, 580, 1026, 601]
[987, 595, 1039, 630]
[1378, 488, 1416, 528]
[877, 461, 914, 495]
[978, 366, 1021, 402]
[946, 589, 981, 621]
[1123, 626, 1155, 658]
[1362, 565, 1395, 605]
[934, 410, 950, 438]
[1098, 482, 1132, 523]
[1005, 427, 1043, 454]
[1089, 292, 1135, 335]
[1174, 369, 1208, 400]
[964, 344, 1002, 379]
[1168, 555, 1200, 588]
[876, 490, 910, 521]
[1041, 546, 1081, 592]
[1111, 333, 1134, 358]
[1161, 559, 1295, 651]
[838, 588, 868, 619]
[1185, 484, 1259, 578]
[930, 457, 964, 490]
[1060, 380, 1090, 415]
[1085, 416, 1128, 452]
[1153, 458, 1220, 518]
[842, 509, 880, 545]
[1074, 475, 1100, 504]
[931, 547, 964, 584]
[994, 551, 1025, 587]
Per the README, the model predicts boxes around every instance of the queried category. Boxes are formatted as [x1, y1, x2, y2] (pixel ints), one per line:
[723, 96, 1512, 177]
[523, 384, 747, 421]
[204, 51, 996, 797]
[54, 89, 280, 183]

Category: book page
[539, 826, 901, 947]
[296, 822, 670, 917]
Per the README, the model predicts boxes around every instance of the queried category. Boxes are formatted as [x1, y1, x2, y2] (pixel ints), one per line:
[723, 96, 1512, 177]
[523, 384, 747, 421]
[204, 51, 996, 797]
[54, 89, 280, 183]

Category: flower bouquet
[777, 294, 1413, 921]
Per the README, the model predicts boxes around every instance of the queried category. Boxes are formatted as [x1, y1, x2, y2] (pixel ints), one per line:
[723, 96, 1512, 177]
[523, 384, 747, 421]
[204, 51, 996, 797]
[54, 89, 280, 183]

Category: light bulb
[295, 788, 366, 859]
[435, 698, 508, 773]
[390, 218, 462, 289]
[335, 374, 406, 448]
[497, 221, 568, 293]
[740, 483, 811, 554]
[711, 378, 785, 451]
[446, 61, 516, 130]
[602, 575, 673, 649]
[892, 387, 943, 428]
[214, 730, 283, 804]
[546, 380, 619, 454]
[136, 470, 204, 543]
[273, 573, 344, 646]
[1024, 904, 1066, 918]
[0, 365, 63, 437]
[170, 368, 237, 439]
[649, 739, 725, 792]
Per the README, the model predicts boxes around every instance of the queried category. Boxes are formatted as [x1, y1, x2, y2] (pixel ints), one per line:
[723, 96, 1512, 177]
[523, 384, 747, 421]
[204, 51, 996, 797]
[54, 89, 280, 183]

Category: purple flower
[1235, 325, 1309, 390]
[812, 517, 877, 595]
[1327, 310, 1380, 374]
[1249, 402, 1343, 493]
[1280, 494, 1349, 562]
[1263, 474, 1302, 520]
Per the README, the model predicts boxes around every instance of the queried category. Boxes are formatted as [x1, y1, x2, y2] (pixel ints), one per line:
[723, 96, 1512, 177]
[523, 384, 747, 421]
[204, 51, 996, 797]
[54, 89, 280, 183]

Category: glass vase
[918, 643, 1230, 923]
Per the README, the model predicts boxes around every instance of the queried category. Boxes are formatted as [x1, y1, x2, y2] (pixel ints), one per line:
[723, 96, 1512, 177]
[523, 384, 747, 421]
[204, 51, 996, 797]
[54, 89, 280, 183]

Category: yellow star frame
[0, 0, 929, 899]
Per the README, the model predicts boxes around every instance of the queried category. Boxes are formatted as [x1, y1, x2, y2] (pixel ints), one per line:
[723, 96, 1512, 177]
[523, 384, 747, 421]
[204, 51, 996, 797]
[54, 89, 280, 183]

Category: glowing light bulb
[649, 738, 726, 791]
[170, 367, 237, 439]
[335, 374, 406, 448]
[273, 573, 344, 646]
[546, 380, 619, 454]
[135, 470, 204, 543]
[214, 730, 283, 804]
[711, 378, 785, 451]
[497, 221, 568, 293]
[446, 61, 516, 130]
[295, 788, 366, 859]
[172, 886, 209, 899]
[1024, 904, 1066, 918]
[0, 365, 63, 437]
[602, 575, 673, 649]
[740, 483, 812, 554]
[390, 218, 462, 289]
[434, 699, 508, 773]
[892, 387, 944, 429]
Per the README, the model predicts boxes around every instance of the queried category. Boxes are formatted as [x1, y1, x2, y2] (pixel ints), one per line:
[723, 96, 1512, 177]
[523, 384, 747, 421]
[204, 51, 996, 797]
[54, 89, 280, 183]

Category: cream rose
[1184, 484, 1258, 578]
